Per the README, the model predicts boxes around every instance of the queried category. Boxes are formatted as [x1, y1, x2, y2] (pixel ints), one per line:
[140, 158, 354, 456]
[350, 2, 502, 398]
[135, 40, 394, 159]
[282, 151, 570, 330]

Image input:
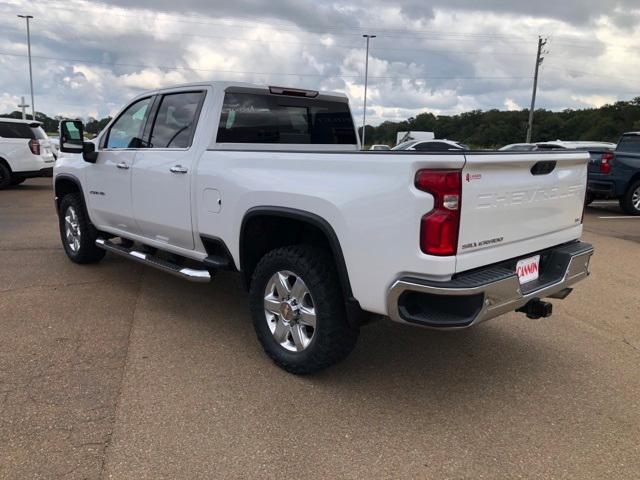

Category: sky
[0, 0, 638, 125]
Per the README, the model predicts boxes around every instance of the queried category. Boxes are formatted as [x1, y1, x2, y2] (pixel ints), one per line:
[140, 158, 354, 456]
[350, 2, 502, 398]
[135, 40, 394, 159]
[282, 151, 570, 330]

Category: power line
[0, 51, 534, 81]
[0, 3, 542, 44]
[14, 17, 535, 57]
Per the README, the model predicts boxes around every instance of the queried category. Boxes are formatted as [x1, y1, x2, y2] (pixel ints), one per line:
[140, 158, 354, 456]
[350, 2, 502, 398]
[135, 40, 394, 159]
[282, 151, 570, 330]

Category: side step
[95, 238, 211, 283]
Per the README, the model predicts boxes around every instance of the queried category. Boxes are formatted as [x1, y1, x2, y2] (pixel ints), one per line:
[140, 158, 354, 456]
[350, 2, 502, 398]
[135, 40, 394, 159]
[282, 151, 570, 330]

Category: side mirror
[59, 120, 84, 153]
[59, 120, 98, 163]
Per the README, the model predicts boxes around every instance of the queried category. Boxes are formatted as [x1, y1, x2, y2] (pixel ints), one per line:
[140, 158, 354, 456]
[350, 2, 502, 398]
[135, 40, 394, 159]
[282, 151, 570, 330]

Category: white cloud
[0, 0, 638, 124]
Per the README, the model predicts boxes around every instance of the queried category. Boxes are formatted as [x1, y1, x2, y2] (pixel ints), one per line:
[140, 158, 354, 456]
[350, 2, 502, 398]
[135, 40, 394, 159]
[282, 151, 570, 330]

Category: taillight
[600, 152, 613, 174]
[415, 170, 461, 256]
[28, 139, 41, 155]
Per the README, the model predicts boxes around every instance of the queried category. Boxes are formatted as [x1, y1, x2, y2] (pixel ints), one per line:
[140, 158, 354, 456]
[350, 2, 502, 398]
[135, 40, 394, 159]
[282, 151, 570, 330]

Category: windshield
[392, 140, 417, 150]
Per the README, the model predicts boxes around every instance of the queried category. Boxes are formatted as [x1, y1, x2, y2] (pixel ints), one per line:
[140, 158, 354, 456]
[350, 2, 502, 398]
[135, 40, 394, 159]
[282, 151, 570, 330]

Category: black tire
[10, 177, 26, 186]
[249, 245, 359, 374]
[0, 163, 11, 190]
[620, 180, 640, 216]
[58, 193, 106, 263]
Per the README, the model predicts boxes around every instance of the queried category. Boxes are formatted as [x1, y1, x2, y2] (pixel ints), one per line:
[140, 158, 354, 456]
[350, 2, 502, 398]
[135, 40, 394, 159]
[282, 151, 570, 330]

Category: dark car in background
[588, 132, 640, 215]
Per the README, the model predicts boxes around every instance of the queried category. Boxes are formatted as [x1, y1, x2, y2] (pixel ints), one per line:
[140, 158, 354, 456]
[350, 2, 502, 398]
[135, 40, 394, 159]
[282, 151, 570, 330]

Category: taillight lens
[415, 170, 462, 256]
[28, 139, 41, 155]
[600, 152, 613, 174]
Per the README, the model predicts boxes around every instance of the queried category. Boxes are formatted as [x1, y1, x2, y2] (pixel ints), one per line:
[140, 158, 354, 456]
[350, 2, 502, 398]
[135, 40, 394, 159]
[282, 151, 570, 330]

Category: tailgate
[456, 152, 588, 272]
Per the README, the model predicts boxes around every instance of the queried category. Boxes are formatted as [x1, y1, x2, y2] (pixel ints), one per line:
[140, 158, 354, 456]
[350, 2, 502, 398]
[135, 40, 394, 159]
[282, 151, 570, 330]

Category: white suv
[0, 118, 55, 188]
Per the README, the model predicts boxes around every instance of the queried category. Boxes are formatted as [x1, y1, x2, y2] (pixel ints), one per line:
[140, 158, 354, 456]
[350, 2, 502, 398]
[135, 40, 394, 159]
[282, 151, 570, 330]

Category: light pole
[361, 34, 375, 149]
[17, 14, 35, 121]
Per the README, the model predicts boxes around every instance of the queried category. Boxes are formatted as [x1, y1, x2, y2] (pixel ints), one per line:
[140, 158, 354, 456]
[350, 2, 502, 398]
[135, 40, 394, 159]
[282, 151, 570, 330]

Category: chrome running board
[95, 238, 211, 283]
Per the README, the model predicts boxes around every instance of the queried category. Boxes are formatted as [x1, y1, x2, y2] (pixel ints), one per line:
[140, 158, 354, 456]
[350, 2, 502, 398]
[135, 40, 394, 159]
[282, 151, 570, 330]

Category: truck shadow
[141, 269, 576, 413]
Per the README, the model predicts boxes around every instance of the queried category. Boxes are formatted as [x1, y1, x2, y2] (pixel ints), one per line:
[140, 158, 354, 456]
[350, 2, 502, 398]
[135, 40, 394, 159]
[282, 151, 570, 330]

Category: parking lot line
[598, 216, 640, 219]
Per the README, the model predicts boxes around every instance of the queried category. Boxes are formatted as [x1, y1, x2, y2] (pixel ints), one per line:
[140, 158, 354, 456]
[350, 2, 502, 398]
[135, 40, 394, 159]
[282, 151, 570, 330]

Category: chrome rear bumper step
[95, 238, 211, 283]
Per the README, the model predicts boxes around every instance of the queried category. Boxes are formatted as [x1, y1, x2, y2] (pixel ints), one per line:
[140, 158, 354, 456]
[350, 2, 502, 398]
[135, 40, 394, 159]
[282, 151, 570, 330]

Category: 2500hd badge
[461, 236, 504, 250]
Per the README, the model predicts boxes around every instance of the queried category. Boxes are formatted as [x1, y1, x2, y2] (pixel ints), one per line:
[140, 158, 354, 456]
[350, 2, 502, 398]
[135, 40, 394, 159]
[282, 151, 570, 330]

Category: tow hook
[517, 298, 553, 319]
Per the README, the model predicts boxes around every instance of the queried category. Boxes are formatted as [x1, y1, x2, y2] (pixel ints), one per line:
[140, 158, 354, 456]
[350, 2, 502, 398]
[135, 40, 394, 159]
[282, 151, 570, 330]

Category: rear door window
[217, 92, 356, 144]
[148, 91, 205, 149]
[617, 135, 640, 154]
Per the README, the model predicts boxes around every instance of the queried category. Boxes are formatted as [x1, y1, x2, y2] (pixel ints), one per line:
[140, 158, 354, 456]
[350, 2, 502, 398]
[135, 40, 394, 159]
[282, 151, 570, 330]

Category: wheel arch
[625, 171, 640, 192]
[239, 206, 354, 302]
[54, 174, 84, 208]
[0, 156, 12, 173]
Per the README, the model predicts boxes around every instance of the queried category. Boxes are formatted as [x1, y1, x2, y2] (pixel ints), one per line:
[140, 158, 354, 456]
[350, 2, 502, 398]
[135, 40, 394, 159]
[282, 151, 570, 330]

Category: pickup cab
[54, 81, 593, 374]
[587, 132, 640, 214]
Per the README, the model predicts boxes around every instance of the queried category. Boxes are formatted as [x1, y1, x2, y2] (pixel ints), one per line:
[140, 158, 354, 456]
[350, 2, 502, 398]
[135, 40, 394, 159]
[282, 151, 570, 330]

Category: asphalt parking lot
[1, 179, 639, 479]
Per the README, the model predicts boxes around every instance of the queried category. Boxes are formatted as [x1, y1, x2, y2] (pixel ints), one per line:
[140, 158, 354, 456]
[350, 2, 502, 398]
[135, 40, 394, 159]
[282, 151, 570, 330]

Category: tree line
[0, 111, 111, 136]
[359, 97, 640, 148]
[3, 96, 640, 147]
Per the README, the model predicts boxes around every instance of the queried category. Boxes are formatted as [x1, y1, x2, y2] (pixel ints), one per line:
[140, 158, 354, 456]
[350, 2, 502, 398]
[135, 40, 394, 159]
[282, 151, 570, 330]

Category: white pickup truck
[54, 81, 593, 374]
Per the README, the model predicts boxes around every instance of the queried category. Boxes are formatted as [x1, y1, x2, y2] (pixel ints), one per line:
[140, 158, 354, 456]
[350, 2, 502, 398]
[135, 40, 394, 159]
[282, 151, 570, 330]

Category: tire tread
[249, 245, 358, 374]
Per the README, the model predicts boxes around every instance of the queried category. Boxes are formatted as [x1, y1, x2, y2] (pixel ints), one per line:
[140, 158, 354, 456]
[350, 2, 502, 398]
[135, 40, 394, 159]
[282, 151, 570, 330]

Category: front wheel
[620, 180, 640, 216]
[58, 193, 106, 263]
[249, 245, 359, 374]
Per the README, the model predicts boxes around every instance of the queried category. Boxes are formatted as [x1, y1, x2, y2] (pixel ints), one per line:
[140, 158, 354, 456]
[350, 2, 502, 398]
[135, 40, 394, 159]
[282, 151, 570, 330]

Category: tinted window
[149, 92, 205, 149]
[0, 122, 35, 139]
[414, 142, 456, 151]
[106, 97, 152, 149]
[217, 92, 357, 144]
[536, 144, 565, 150]
[617, 135, 640, 154]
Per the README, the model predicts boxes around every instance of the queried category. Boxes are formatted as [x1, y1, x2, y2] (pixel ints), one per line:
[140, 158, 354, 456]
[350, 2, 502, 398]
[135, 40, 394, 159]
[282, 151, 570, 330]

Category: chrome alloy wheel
[64, 205, 81, 253]
[633, 186, 640, 211]
[263, 270, 317, 352]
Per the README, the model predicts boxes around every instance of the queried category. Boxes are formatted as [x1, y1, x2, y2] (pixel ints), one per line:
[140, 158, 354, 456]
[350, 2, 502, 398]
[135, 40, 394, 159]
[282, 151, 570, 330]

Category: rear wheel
[620, 180, 640, 216]
[58, 193, 106, 263]
[249, 245, 359, 374]
[0, 163, 11, 190]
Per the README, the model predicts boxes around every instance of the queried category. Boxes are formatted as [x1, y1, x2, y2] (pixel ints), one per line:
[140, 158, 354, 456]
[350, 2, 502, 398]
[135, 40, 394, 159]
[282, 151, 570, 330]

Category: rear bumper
[14, 167, 54, 179]
[387, 241, 593, 329]
[587, 179, 616, 196]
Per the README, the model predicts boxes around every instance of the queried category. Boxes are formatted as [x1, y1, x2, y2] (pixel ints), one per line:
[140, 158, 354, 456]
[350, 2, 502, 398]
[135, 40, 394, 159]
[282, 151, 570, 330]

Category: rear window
[31, 126, 46, 139]
[617, 135, 640, 154]
[0, 122, 43, 139]
[216, 92, 356, 144]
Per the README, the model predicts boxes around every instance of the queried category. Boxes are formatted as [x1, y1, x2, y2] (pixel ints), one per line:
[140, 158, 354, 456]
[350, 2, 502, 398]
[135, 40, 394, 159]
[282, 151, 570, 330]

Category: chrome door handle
[170, 165, 188, 174]
[116, 162, 129, 170]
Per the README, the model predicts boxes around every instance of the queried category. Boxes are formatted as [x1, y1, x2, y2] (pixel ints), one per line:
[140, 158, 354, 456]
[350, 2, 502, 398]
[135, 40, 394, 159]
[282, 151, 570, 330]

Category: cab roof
[138, 81, 349, 102]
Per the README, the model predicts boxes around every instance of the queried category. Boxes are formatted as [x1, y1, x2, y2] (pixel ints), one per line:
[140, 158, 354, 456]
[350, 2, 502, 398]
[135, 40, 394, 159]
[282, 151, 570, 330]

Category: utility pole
[526, 36, 547, 143]
[361, 34, 376, 150]
[17, 15, 35, 121]
[18, 96, 30, 120]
